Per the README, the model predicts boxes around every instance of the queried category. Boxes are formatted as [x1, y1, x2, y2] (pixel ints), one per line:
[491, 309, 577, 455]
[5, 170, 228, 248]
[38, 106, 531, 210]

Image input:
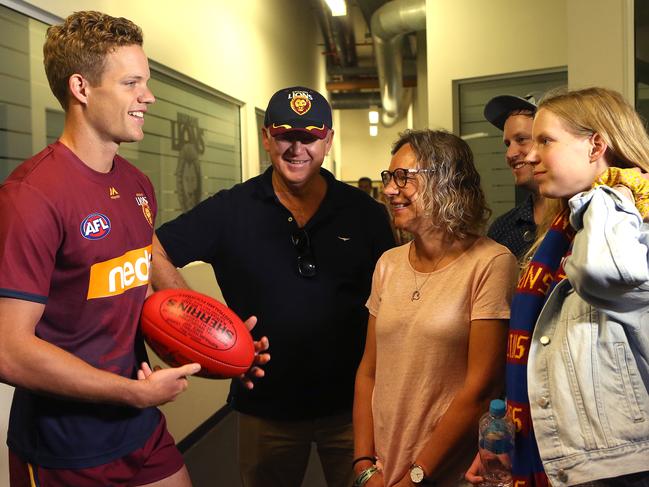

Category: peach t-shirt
[366, 237, 517, 486]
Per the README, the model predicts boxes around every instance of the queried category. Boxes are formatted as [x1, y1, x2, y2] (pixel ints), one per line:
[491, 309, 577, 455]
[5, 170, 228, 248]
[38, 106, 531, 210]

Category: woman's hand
[464, 452, 485, 485]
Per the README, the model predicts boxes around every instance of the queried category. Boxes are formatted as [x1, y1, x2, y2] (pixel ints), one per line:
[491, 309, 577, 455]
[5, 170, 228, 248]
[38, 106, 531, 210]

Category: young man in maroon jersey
[0, 11, 200, 486]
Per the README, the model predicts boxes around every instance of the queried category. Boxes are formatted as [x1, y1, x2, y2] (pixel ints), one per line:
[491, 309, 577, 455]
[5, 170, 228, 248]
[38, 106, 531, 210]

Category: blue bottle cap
[489, 399, 506, 417]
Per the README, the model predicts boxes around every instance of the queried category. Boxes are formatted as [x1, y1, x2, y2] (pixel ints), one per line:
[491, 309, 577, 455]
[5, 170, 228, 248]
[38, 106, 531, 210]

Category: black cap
[484, 92, 541, 131]
[264, 86, 332, 139]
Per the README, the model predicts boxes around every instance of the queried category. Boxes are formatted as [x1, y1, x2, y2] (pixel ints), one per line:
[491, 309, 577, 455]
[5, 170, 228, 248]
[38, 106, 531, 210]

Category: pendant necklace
[411, 243, 448, 301]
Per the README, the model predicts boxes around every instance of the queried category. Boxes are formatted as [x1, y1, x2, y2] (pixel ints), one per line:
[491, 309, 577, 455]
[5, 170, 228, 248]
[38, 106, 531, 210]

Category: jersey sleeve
[0, 182, 62, 303]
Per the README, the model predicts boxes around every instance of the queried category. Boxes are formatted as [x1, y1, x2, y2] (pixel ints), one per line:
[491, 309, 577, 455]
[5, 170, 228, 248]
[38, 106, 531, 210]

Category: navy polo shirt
[156, 167, 395, 419]
[487, 194, 536, 262]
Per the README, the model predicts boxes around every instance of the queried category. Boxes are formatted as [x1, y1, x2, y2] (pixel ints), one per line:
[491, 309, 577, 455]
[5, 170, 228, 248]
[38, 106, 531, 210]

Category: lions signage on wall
[171, 113, 204, 212]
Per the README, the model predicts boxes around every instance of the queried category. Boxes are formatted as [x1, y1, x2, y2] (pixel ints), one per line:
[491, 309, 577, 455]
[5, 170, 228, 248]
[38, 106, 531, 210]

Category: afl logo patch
[80, 213, 111, 240]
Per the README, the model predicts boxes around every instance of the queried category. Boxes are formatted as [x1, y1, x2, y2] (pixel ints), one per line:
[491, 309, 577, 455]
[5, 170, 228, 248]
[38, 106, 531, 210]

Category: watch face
[410, 465, 425, 483]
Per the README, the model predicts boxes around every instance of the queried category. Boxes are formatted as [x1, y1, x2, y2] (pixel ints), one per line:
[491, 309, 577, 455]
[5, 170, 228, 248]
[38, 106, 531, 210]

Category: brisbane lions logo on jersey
[80, 213, 111, 240]
[136, 193, 154, 227]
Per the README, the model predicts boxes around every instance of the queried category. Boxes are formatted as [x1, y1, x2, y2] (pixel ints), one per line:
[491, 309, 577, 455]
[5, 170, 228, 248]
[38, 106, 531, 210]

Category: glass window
[120, 65, 242, 225]
[0, 6, 31, 182]
[0, 4, 242, 227]
[256, 108, 271, 173]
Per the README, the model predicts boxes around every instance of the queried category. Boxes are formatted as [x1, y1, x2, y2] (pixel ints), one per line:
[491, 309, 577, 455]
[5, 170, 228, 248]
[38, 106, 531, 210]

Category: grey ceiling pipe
[371, 0, 426, 126]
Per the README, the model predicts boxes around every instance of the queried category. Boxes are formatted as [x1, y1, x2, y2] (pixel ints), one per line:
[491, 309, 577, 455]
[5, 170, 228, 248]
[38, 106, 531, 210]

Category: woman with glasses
[352, 130, 518, 487]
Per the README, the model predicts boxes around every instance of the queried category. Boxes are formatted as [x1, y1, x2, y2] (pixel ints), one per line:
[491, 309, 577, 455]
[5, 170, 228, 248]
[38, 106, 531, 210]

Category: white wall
[424, 0, 636, 133]
[0, 384, 11, 485]
[567, 0, 634, 99]
[426, 0, 568, 131]
[338, 108, 408, 183]
[414, 29, 428, 130]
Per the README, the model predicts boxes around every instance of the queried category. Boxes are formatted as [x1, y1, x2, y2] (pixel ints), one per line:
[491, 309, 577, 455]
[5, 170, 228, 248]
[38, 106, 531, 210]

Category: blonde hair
[541, 87, 649, 171]
[524, 87, 649, 261]
[43, 11, 143, 109]
[392, 129, 491, 239]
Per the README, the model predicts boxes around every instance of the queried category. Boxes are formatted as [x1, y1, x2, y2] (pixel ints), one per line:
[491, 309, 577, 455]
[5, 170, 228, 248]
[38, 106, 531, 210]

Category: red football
[141, 289, 254, 379]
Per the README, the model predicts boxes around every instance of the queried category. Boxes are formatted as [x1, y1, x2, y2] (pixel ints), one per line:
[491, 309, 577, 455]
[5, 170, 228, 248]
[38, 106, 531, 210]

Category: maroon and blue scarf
[505, 209, 575, 487]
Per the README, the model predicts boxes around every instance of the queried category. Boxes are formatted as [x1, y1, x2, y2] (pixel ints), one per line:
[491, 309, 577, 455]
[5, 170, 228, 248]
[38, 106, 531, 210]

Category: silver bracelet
[352, 465, 379, 487]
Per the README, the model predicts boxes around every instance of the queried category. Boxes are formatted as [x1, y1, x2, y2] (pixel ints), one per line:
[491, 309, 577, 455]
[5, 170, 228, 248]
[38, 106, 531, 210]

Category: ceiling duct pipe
[331, 16, 358, 67]
[313, 1, 337, 68]
[371, 0, 426, 126]
[314, 0, 357, 68]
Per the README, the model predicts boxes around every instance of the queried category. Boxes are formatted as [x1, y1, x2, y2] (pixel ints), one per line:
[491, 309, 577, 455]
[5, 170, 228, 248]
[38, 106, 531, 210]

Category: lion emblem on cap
[290, 95, 311, 116]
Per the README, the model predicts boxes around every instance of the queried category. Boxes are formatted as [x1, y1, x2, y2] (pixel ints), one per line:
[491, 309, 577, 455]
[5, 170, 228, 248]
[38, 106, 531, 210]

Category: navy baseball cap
[264, 86, 332, 139]
[484, 92, 541, 131]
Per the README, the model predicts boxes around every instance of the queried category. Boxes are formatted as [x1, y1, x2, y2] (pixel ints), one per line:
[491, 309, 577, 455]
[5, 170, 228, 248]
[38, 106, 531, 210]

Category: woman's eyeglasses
[380, 168, 432, 188]
[291, 229, 317, 278]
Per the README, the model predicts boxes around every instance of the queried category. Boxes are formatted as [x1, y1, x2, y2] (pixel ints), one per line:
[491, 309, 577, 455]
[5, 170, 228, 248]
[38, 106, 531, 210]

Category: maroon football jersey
[0, 141, 160, 468]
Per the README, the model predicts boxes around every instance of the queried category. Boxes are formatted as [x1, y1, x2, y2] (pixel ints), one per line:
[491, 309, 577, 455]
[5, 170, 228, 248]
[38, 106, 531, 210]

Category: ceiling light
[368, 110, 379, 124]
[369, 125, 378, 137]
[325, 0, 347, 16]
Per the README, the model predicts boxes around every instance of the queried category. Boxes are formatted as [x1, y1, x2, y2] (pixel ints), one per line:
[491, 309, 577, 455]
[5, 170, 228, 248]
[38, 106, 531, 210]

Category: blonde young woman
[467, 87, 649, 487]
[352, 130, 518, 487]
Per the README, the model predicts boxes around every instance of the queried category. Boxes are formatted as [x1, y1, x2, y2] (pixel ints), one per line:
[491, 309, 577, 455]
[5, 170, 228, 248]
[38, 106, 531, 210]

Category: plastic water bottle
[478, 399, 514, 487]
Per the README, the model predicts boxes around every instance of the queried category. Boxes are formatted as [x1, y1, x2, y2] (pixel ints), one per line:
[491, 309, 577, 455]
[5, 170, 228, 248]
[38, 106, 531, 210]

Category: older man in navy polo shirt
[152, 86, 395, 487]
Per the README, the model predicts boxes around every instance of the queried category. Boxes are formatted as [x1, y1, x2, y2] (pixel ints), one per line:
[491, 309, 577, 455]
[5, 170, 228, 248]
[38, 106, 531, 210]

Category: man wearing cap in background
[152, 86, 395, 487]
[483, 93, 546, 262]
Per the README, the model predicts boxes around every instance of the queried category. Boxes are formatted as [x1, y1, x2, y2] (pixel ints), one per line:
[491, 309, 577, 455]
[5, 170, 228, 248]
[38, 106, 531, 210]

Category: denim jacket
[528, 186, 649, 486]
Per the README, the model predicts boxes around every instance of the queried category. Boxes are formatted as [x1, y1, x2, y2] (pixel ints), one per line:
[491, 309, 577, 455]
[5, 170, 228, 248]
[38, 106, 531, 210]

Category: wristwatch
[409, 463, 426, 484]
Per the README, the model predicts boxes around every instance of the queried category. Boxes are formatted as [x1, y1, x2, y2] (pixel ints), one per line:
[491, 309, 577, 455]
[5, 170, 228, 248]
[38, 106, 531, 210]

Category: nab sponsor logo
[80, 213, 111, 240]
[87, 246, 152, 299]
